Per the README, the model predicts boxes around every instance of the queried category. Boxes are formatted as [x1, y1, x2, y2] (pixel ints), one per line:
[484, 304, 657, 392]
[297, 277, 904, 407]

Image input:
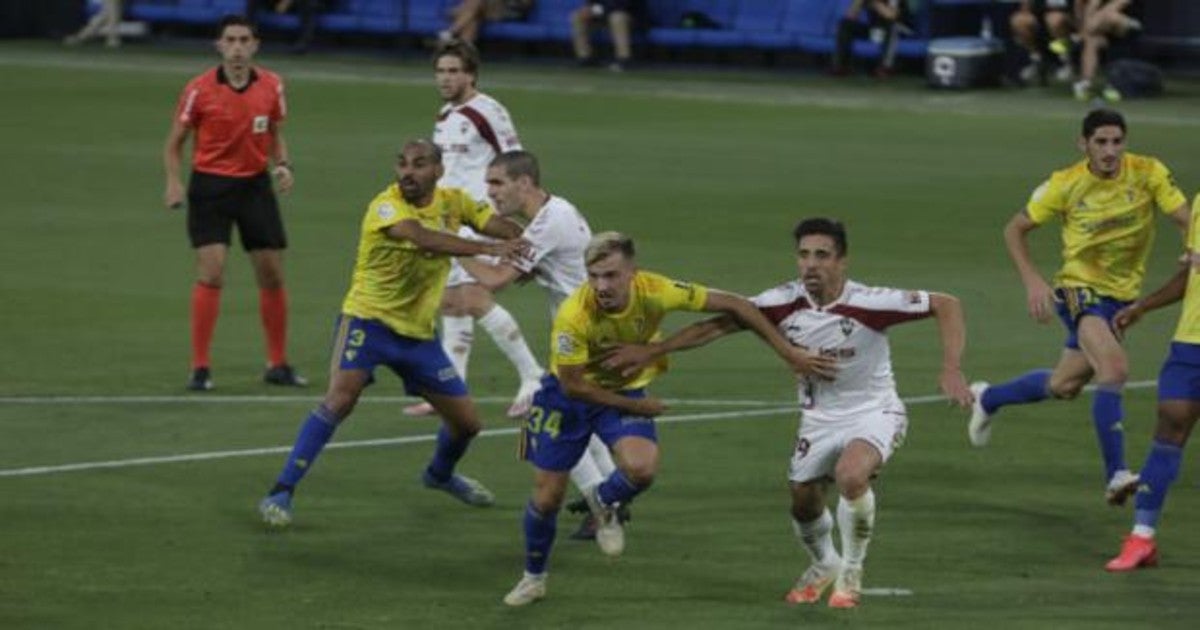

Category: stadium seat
[695, 0, 791, 49]
[484, 0, 577, 42]
[646, 0, 739, 47]
[406, 0, 451, 36]
[127, 0, 180, 23]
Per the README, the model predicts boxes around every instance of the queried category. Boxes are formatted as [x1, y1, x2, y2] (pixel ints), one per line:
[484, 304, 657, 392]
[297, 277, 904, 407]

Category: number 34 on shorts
[518, 406, 562, 458]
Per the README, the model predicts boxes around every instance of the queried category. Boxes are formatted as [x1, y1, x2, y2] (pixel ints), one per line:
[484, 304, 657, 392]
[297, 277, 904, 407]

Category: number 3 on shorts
[526, 406, 562, 439]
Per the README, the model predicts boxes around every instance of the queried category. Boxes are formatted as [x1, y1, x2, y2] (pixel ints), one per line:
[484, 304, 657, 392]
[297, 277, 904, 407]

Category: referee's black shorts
[186, 170, 287, 251]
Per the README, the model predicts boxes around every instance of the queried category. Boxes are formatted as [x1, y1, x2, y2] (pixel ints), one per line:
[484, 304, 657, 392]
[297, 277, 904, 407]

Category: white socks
[440, 315, 474, 379]
[478, 305, 544, 383]
[792, 509, 840, 567]
[836, 489, 876, 569]
[569, 435, 617, 490]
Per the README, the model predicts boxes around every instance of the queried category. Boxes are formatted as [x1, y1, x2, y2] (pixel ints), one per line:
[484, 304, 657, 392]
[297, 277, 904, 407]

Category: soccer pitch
[1, 41, 1199, 628]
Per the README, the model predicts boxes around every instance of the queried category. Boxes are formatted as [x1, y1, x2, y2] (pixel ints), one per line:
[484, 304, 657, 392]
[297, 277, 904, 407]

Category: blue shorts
[1053, 287, 1131, 350]
[1158, 342, 1200, 402]
[520, 374, 657, 472]
[330, 315, 467, 398]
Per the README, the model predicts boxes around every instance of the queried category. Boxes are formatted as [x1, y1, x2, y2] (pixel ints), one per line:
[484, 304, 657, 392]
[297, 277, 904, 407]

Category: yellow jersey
[551, 271, 709, 391]
[1175, 194, 1200, 344]
[341, 184, 494, 339]
[1026, 152, 1186, 301]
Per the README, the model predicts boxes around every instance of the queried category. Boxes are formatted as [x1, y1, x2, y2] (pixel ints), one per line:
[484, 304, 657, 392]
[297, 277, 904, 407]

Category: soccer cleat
[1105, 469, 1140, 506]
[258, 491, 293, 529]
[187, 367, 214, 392]
[828, 566, 862, 609]
[1105, 534, 1158, 572]
[585, 486, 625, 557]
[263, 364, 308, 387]
[1101, 86, 1123, 103]
[421, 470, 495, 507]
[403, 401, 436, 417]
[967, 381, 992, 447]
[785, 562, 838, 605]
[503, 573, 547, 607]
[507, 379, 542, 419]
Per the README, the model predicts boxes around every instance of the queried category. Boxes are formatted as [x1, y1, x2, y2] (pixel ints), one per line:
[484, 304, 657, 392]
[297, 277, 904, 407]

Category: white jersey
[751, 280, 932, 423]
[513, 195, 592, 315]
[433, 91, 521, 202]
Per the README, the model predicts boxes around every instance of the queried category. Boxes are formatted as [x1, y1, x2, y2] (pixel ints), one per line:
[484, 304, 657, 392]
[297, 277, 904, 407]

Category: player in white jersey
[602, 218, 971, 609]
[458, 150, 629, 545]
[404, 39, 544, 419]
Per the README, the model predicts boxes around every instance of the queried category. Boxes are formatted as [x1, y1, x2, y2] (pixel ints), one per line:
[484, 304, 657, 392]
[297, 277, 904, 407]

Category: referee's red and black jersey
[174, 66, 286, 178]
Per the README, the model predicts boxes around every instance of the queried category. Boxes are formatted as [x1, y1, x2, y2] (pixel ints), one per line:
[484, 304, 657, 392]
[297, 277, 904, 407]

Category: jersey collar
[216, 66, 260, 93]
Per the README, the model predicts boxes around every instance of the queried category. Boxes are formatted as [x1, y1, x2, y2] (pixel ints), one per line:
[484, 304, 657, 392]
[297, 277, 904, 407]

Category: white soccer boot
[585, 486, 625, 557]
[967, 381, 992, 447]
[503, 573, 547, 607]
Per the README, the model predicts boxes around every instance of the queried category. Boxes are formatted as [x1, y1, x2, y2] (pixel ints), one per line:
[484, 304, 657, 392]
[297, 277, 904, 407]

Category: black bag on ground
[1106, 59, 1164, 98]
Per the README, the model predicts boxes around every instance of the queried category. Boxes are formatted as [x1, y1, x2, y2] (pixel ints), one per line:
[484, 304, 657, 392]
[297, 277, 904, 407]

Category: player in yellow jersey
[967, 108, 1189, 506]
[1104, 193, 1200, 571]
[503, 232, 836, 606]
[257, 139, 527, 529]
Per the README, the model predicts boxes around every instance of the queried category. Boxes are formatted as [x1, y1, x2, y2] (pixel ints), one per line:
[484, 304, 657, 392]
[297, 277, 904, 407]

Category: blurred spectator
[246, 0, 324, 54]
[1010, 0, 1076, 84]
[571, 1, 644, 72]
[1075, 0, 1142, 100]
[63, 0, 123, 48]
[439, 0, 535, 45]
[831, 0, 912, 78]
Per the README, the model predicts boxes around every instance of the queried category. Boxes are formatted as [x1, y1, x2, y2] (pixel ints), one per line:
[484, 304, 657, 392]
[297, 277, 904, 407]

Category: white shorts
[787, 404, 908, 484]
[446, 227, 498, 288]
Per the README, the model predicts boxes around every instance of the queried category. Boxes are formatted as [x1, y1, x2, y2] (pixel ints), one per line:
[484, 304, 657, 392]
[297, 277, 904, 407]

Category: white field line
[2, 53, 1199, 128]
[0, 380, 1156, 478]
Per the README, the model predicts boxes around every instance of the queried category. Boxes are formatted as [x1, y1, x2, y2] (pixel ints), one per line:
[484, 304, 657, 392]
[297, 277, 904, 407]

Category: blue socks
[597, 469, 644, 507]
[425, 425, 471, 483]
[1092, 385, 1126, 480]
[1134, 440, 1184, 530]
[523, 502, 557, 575]
[980, 369, 1051, 415]
[275, 405, 339, 491]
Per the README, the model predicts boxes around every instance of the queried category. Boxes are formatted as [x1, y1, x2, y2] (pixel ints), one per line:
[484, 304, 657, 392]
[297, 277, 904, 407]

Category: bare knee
[790, 485, 823, 522]
[1049, 374, 1085, 399]
[321, 391, 358, 421]
[834, 468, 871, 500]
[1094, 358, 1129, 388]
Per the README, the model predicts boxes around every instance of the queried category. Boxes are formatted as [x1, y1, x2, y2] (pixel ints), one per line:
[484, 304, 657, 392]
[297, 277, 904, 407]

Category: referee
[163, 14, 305, 391]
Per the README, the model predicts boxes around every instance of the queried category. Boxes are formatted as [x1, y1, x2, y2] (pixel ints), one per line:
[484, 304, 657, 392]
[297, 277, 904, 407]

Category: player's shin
[1133, 440, 1184, 536]
[980, 369, 1051, 415]
[426, 425, 473, 482]
[792, 510, 839, 566]
[478, 305, 544, 383]
[836, 489, 876, 569]
[1093, 385, 1127, 481]
[273, 404, 340, 492]
[523, 501, 558, 575]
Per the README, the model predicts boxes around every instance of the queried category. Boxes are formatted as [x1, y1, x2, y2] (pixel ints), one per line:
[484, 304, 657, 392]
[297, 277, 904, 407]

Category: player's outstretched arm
[459, 258, 523, 292]
[557, 364, 667, 418]
[478, 215, 526, 240]
[162, 120, 191, 210]
[1002, 210, 1054, 323]
[600, 315, 742, 377]
[1168, 203, 1190, 233]
[1115, 265, 1189, 333]
[704, 290, 837, 380]
[386, 219, 520, 257]
[929, 292, 972, 408]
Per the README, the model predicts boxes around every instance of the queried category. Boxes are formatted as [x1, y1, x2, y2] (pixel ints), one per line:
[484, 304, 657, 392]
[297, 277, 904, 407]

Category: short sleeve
[551, 309, 590, 367]
[273, 78, 287, 123]
[1025, 176, 1064, 224]
[656, 275, 710, 312]
[175, 82, 202, 127]
[364, 198, 413, 233]
[1150, 158, 1187, 213]
[458, 192, 497, 233]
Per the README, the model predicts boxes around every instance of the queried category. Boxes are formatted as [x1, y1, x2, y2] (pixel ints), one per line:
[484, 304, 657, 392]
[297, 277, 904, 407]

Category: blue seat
[695, 0, 791, 49]
[127, 0, 179, 22]
[646, 0, 738, 47]
[484, 0, 576, 42]
[785, 0, 843, 53]
[406, 0, 450, 36]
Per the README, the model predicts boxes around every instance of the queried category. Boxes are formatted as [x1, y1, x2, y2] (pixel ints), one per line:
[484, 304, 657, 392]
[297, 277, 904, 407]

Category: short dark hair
[793, 218, 848, 257]
[489, 151, 540, 186]
[399, 139, 443, 164]
[433, 39, 481, 77]
[217, 14, 258, 38]
[1082, 108, 1126, 139]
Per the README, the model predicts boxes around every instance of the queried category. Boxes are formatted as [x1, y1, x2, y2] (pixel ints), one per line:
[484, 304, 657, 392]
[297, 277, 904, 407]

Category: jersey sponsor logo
[819, 347, 857, 360]
[252, 115, 269, 134]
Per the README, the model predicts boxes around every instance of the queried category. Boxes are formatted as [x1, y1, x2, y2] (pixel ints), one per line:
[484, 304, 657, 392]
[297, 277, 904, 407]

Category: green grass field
[1, 41, 1199, 628]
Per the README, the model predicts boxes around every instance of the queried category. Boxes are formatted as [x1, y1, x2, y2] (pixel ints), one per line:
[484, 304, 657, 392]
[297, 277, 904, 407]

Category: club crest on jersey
[252, 115, 269, 134]
[839, 317, 855, 337]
